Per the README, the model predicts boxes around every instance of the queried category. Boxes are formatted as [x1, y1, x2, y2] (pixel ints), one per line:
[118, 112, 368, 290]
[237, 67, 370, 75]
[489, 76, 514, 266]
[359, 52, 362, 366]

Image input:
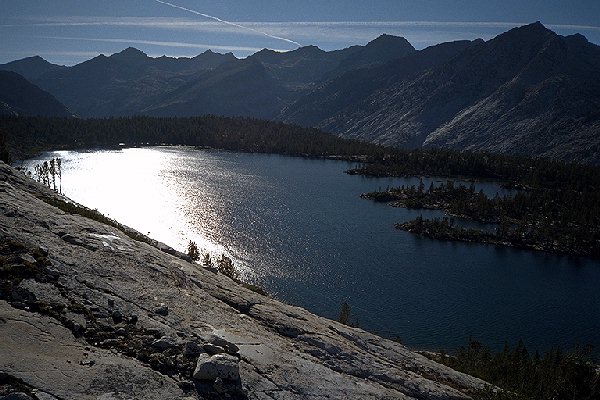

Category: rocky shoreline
[0, 161, 487, 399]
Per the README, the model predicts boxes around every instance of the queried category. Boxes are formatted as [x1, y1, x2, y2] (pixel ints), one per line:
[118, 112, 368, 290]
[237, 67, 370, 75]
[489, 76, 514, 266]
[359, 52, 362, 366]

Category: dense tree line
[349, 148, 600, 192]
[366, 180, 600, 257]
[433, 339, 600, 400]
[3, 115, 599, 257]
[0, 115, 386, 161]
[3, 116, 599, 195]
[0, 129, 11, 164]
[366, 179, 600, 230]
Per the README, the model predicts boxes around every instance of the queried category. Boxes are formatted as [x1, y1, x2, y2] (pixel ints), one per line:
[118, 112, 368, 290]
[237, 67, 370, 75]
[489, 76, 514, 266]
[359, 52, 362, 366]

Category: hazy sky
[2, 0, 599, 65]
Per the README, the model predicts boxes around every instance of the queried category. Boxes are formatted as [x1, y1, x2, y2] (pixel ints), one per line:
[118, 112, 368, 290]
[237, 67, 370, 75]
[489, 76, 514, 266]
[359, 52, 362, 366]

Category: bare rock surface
[0, 162, 487, 399]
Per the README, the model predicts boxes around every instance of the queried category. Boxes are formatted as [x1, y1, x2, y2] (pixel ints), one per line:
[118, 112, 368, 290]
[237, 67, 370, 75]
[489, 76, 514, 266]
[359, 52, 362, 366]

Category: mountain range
[0, 70, 72, 117]
[1, 22, 599, 163]
[281, 22, 600, 163]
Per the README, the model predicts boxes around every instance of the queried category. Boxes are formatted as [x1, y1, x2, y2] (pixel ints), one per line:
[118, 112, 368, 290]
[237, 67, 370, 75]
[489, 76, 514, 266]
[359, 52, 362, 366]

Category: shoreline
[0, 160, 490, 398]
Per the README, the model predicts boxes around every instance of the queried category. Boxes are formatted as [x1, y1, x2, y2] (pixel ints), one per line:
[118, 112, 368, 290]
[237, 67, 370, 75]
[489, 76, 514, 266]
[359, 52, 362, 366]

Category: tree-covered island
[362, 178, 600, 258]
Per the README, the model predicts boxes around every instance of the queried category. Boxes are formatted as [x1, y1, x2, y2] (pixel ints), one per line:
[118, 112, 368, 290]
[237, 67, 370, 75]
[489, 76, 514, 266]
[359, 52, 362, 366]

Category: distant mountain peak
[566, 33, 589, 43]
[369, 33, 401, 42]
[0, 55, 65, 81]
[504, 21, 553, 39]
[253, 48, 277, 56]
[4, 55, 51, 66]
[0, 70, 72, 117]
[525, 21, 550, 31]
[486, 21, 555, 53]
[111, 47, 148, 60]
[291, 45, 325, 57]
[297, 45, 323, 51]
[248, 48, 281, 63]
[123, 46, 145, 54]
[367, 34, 414, 50]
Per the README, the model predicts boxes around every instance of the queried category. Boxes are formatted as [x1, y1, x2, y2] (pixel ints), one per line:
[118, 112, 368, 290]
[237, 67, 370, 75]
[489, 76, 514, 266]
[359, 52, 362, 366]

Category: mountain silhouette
[1, 23, 598, 163]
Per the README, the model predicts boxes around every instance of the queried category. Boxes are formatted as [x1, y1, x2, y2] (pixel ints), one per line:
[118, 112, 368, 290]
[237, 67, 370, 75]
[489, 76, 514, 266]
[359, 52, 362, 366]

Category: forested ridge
[362, 175, 600, 257]
[3, 115, 600, 258]
[348, 148, 600, 191]
[432, 339, 600, 400]
[0, 115, 386, 161]
[3, 116, 600, 194]
[353, 148, 600, 257]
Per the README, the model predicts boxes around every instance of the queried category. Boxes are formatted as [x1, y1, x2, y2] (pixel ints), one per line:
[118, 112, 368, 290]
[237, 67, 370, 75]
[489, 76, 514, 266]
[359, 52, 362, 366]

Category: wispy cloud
[1, 50, 103, 65]
[152, 0, 302, 47]
[4, 50, 102, 58]
[4, 17, 599, 56]
[40, 35, 284, 53]
[4, 17, 600, 32]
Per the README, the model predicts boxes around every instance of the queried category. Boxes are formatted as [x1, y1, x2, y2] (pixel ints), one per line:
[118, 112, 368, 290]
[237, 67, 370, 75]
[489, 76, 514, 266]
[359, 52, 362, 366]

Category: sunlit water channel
[24, 147, 600, 354]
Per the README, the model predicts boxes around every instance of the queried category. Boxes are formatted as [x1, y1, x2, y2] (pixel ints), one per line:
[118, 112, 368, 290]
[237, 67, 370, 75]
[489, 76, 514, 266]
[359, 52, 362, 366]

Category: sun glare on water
[26, 147, 227, 259]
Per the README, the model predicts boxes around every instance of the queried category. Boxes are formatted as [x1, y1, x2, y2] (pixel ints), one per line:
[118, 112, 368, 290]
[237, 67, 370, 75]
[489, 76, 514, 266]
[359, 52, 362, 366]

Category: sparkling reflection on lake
[24, 147, 600, 354]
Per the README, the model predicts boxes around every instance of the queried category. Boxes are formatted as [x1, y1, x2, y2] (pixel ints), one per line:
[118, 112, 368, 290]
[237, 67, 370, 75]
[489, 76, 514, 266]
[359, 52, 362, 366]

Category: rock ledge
[0, 162, 486, 399]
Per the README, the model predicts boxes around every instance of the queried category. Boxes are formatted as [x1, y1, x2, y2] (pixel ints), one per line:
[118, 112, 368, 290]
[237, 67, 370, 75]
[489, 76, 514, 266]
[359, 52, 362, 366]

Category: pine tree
[187, 240, 200, 261]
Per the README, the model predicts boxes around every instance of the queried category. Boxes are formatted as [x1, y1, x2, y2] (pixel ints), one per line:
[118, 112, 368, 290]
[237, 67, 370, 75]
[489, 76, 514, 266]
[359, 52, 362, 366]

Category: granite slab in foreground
[0, 162, 487, 399]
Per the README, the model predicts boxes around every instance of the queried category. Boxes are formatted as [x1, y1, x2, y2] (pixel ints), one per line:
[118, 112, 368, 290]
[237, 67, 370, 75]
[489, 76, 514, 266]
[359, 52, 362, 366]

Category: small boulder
[203, 334, 239, 354]
[153, 304, 168, 316]
[32, 391, 59, 400]
[11, 286, 36, 303]
[184, 341, 202, 357]
[193, 353, 240, 382]
[111, 310, 123, 323]
[203, 343, 225, 355]
[18, 254, 36, 265]
[44, 268, 60, 281]
[152, 335, 178, 350]
[72, 323, 83, 336]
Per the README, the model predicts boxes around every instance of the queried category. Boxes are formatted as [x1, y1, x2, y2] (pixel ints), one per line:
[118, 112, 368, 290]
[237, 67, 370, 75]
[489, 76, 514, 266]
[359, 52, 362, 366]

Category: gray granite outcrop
[0, 162, 487, 399]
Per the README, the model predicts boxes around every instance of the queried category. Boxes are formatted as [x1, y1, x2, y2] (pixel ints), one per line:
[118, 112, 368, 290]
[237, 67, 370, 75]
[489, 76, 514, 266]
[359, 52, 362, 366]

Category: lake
[24, 147, 600, 354]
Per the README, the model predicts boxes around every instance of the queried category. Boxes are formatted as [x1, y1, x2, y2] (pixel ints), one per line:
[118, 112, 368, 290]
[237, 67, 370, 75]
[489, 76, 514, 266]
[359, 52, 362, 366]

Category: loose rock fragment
[193, 353, 240, 382]
[153, 304, 169, 316]
[202, 334, 239, 354]
[111, 310, 123, 323]
[184, 341, 202, 357]
[203, 343, 225, 355]
[152, 335, 178, 350]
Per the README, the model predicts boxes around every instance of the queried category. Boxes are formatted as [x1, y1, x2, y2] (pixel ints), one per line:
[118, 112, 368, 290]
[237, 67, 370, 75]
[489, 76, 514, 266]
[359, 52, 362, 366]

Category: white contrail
[153, 0, 302, 47]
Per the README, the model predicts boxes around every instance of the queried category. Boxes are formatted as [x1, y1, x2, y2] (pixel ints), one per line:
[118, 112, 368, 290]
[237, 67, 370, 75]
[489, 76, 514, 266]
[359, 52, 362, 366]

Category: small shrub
[187, 241, 200, 261]
[338, 301, 351, 325]
[242, 283, 269, 296]
[202, 253, 213, 267]
[216, 254, 238, 280]
[0, 131, 11, 164]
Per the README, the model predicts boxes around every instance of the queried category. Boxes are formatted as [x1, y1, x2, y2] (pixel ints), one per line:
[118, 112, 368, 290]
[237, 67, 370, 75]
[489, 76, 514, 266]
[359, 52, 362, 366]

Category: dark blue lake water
[25, 147, 600, 354]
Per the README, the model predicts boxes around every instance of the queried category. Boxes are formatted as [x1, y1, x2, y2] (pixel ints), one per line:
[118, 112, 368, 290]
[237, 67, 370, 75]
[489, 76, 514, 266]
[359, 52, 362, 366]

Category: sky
[1, 0, 600, 65]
